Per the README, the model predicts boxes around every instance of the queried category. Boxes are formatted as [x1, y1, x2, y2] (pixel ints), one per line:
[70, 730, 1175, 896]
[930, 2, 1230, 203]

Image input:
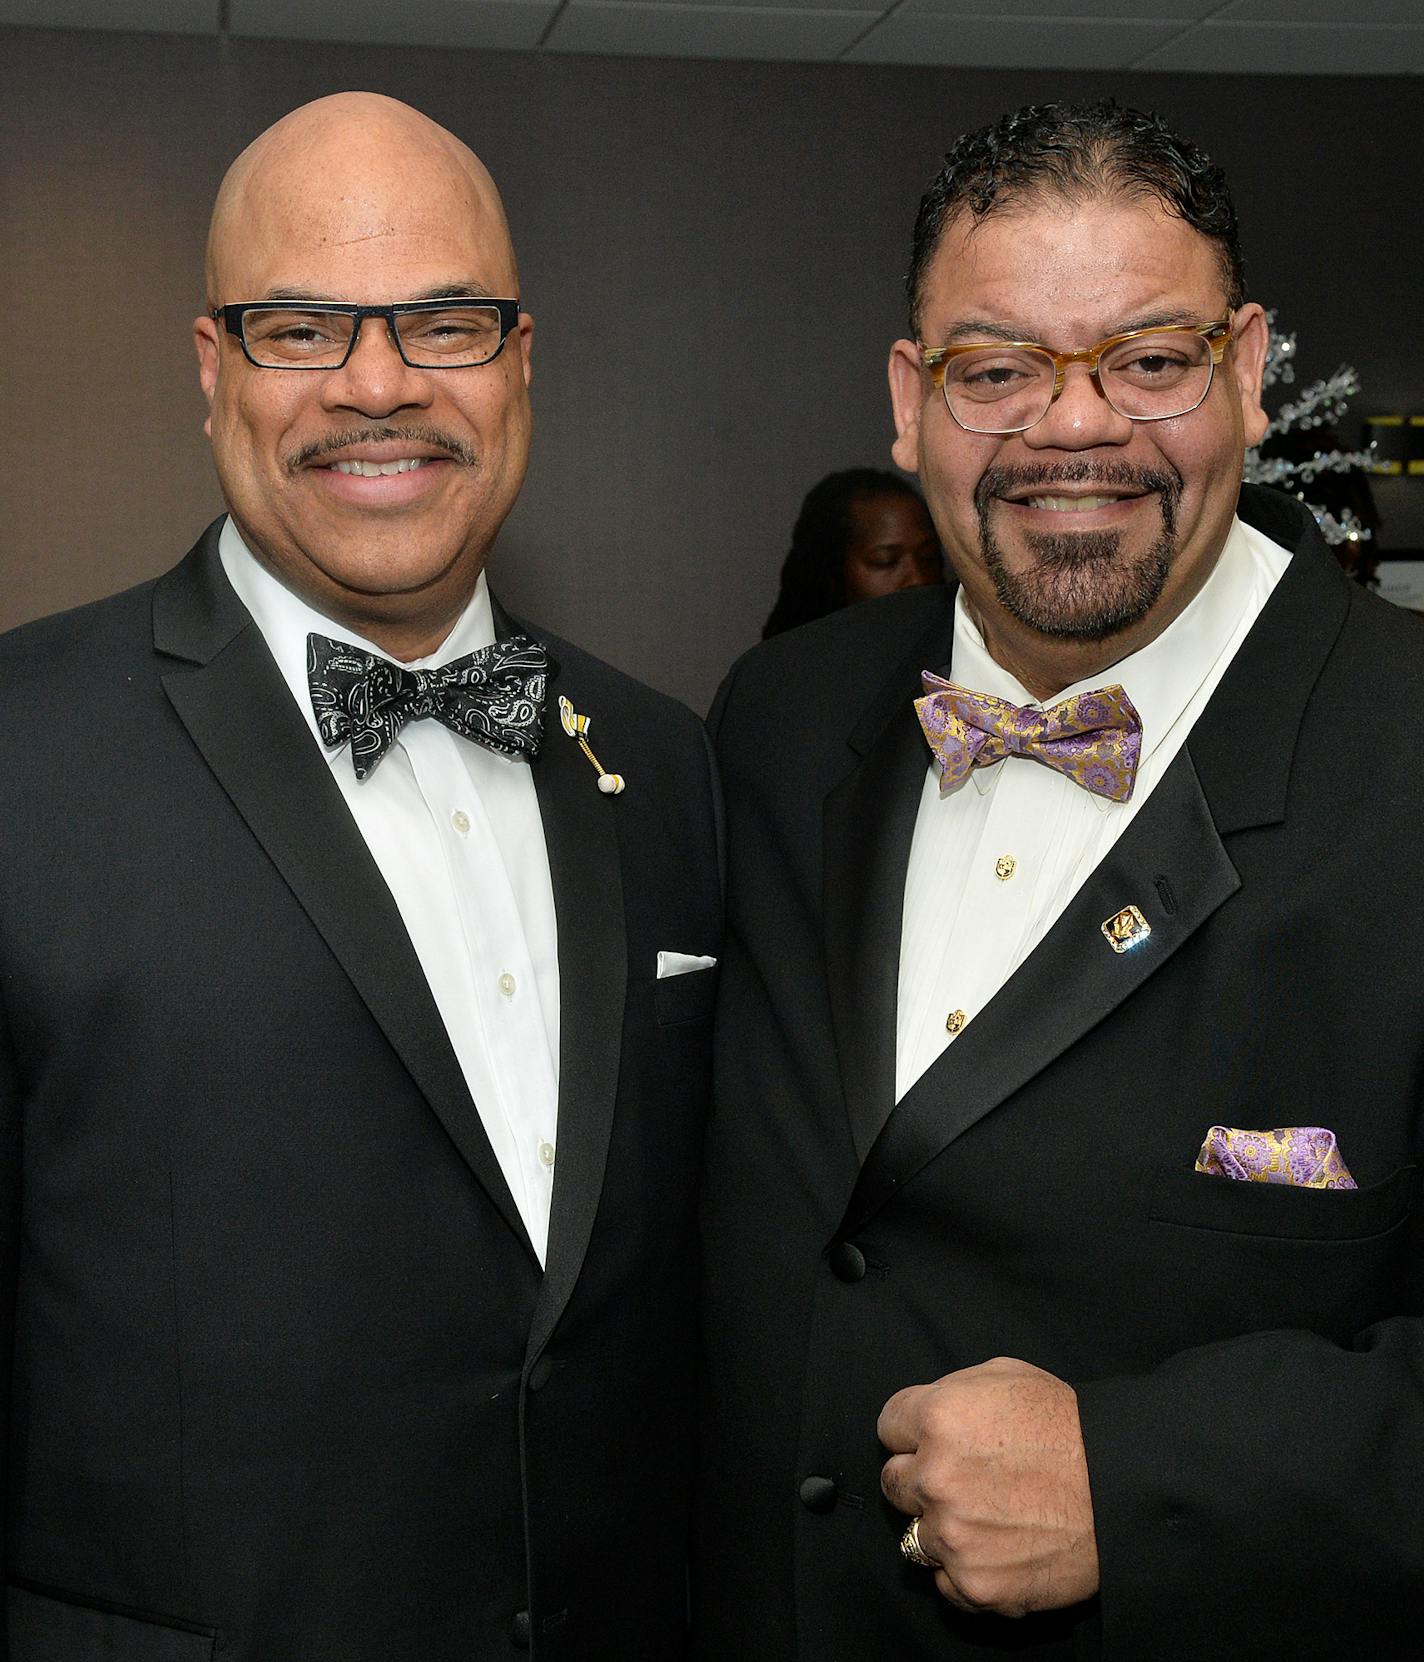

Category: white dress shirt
[895, 515, 1290, 1102]
[219, 519, 561, 1264]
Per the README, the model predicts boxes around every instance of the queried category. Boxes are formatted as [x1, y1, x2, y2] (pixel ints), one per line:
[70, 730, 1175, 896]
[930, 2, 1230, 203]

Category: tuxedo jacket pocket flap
[1150, 1162, 1416, 1241]
[653, 962, 717, 1024]
[8, 1581, 216, 1660]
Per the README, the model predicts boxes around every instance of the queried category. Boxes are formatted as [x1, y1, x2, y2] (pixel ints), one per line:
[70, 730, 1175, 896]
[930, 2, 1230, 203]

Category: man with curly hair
[697, 100, 1423, 1661]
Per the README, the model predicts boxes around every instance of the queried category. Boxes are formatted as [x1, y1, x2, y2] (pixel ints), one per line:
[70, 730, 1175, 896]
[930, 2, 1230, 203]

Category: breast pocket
[8, 1581, 216, 1661]
[653, 964, 718, 1026]
[1141, 1163, 1419, 1350]
[1150, 1163, 1417, 1241]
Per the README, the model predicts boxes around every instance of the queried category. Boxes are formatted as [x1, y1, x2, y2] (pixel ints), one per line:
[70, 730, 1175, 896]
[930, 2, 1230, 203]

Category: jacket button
[829, 1241, 866, 1282]
[510, 1610, 532, 1650]
[799, 1475, 838, 1514]
[528, 1356, 554, 1392]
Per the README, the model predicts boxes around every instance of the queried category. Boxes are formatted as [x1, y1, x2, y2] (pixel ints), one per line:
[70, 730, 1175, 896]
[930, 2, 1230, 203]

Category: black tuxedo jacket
[0, 521, 721, 1661]
[695, 487, 1424, 1661]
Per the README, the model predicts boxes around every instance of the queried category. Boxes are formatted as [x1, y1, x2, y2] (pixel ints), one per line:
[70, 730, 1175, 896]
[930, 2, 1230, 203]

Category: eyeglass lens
[944, 329, 1217, 434]
[239, 305, 508, 368]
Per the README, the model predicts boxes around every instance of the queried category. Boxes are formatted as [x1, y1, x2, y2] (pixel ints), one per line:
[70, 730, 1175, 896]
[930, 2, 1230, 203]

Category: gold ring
[899, 1515, 939, 1569]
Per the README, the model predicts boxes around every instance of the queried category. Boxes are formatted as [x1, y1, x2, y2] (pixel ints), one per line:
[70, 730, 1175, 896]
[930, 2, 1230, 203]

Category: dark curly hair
[907, 100, 1246, 333]
[763, 469, 925, 639]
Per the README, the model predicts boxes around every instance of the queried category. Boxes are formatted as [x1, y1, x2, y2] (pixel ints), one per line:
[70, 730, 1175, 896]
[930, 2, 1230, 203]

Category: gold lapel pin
[558, 696, 626, 795]
[1101, 904, 1151, 954]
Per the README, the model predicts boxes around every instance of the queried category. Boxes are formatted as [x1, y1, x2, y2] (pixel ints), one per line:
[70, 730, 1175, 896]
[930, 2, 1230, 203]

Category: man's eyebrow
[252, 283, 500, 303]
[415, 283, 500, 301]
[931, 308, 1210, 347]
[934, 320, 1038, 346]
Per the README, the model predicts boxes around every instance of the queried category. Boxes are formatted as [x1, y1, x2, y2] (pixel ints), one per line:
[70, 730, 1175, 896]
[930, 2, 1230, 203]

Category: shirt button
[945, 1008, 967, 1037]
[538, 1141, 556, 1168]
[995, 853, 1017, 881]
[451, 809, 471, 835]
[497, 972, 516, 999]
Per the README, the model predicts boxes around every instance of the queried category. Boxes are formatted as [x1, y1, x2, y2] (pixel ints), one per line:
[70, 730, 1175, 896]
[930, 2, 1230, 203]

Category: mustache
[975, 459, 1182, 510]
[287, 424, 477, 472]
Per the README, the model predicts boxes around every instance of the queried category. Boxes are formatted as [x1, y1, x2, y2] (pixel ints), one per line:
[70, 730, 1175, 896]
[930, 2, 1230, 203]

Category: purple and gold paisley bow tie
[914, 672, 1143, 803]
[307, 632, 548, 781]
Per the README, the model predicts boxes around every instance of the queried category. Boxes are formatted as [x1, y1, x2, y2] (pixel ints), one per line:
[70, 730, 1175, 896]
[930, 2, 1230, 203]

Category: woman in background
[763, 468, 943, 638]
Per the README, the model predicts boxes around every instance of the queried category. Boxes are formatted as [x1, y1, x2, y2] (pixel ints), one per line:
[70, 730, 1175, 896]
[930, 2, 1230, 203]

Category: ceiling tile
[1, 0, 1410, 76]
[847, 14, 1189, 67]
[895, 0, 1205, 16]
[575, 0, 873, 8]
[1220, 0, 1419, 23]
[1131, 20, 1424, 72]
[0, 0, 217, 30]
[546, 2, 881, 59]
[228, 0, 558, 51]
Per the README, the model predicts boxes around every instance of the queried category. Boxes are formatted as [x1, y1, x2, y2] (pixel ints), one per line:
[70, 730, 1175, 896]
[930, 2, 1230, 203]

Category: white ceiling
[0, 0, 1419, 73]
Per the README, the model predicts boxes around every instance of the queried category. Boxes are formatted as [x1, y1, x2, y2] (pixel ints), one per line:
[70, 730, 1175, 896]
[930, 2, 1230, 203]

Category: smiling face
[194, 95, 533, 659]
[842, 491, 944, 603]
[889, 193, 1267, 697]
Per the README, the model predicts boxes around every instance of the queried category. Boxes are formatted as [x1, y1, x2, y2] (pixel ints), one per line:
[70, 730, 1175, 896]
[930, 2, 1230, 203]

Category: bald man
[0, 95, 720, 1661]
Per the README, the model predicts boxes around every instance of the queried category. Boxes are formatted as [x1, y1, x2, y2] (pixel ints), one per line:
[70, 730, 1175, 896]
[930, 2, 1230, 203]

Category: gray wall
[3, 24, 1420, 711]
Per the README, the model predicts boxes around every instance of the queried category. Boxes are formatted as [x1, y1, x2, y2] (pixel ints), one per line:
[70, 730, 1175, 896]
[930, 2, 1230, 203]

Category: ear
[194, 313, 220, 439]
[1229, 302, 1270, 449]
[888, 338, 926, 473]
[516, 311, 534, 389]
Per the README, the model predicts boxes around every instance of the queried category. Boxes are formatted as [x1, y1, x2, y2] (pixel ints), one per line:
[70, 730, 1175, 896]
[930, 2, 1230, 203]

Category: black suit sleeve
[698, 716, 726, 910]
[705, 672, 733, 745]
[1077, 1294, 1424, 1657]
[0, 978, 18, 1660]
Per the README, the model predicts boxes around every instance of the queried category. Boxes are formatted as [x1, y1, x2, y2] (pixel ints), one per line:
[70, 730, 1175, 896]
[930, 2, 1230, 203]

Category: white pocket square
[657, 951, 718, 979]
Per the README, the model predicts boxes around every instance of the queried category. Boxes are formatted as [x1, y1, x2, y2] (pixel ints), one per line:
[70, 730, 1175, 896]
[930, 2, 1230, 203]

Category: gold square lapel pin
[1101, 904, 1151, 954]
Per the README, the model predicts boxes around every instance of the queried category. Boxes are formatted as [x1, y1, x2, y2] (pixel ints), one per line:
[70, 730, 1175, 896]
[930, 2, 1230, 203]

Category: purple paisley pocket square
[1194, 1125, 1357, 1190]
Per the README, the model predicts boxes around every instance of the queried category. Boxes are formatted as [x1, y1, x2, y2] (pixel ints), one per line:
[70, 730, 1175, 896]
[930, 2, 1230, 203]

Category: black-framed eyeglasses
[213, 298, 521, 370]
[920, 315, 1235, 435]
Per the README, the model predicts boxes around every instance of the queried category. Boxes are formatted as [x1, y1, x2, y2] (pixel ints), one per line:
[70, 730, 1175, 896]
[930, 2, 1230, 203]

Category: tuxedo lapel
[502, 620, 628, 1358]
[823, 609, 953, 1164]
[836, 499, 1352, 1236]
[841, 747, 1238, 1234]
[153, 527, 537, 1261]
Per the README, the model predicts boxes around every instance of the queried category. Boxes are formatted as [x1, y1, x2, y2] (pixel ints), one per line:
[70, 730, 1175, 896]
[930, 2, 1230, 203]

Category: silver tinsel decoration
[1260, 315, 1297, 391]
[1243, 310, 1377, 549]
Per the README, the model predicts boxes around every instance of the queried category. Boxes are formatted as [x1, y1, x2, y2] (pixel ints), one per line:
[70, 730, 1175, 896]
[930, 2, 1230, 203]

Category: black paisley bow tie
[306, 631, 548, 781]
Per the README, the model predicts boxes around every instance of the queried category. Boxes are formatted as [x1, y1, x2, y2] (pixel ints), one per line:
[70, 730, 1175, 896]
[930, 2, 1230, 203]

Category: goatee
[974, 461, 1182, 641]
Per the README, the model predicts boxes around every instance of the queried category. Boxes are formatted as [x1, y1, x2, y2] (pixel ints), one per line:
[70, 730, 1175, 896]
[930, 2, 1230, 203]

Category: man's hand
[878, 1356, 1099, 1618]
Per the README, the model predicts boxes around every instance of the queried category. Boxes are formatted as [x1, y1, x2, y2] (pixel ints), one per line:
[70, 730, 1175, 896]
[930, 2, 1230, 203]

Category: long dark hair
[763, 469, 925, 638]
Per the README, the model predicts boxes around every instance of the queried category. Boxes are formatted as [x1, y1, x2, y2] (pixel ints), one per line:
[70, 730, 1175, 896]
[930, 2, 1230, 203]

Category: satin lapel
[824, 611, 954, 1164]
[519, 641, 627, 1357]
[154, 536, 537, 1262]
[842, 747, 1239, 1235]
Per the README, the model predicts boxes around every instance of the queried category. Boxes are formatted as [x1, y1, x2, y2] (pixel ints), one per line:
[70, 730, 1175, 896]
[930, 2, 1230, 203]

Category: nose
[897, 554, 943, 591]
[319, 316, 435, 419]
[1021, 361, 1133, 452]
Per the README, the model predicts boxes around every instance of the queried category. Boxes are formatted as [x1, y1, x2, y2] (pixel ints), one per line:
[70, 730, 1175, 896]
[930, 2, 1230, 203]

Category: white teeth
[1023, 494, 1122, 512]
[330, 457, 431, 477]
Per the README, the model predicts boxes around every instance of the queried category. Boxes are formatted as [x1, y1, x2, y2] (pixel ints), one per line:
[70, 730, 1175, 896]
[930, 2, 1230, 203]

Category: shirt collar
[217, 515, 496, 752]
[948, 514, 1267, 803]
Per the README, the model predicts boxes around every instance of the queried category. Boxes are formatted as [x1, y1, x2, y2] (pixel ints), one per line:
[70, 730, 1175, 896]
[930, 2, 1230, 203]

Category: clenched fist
[878, 1356, 1099, 1618]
